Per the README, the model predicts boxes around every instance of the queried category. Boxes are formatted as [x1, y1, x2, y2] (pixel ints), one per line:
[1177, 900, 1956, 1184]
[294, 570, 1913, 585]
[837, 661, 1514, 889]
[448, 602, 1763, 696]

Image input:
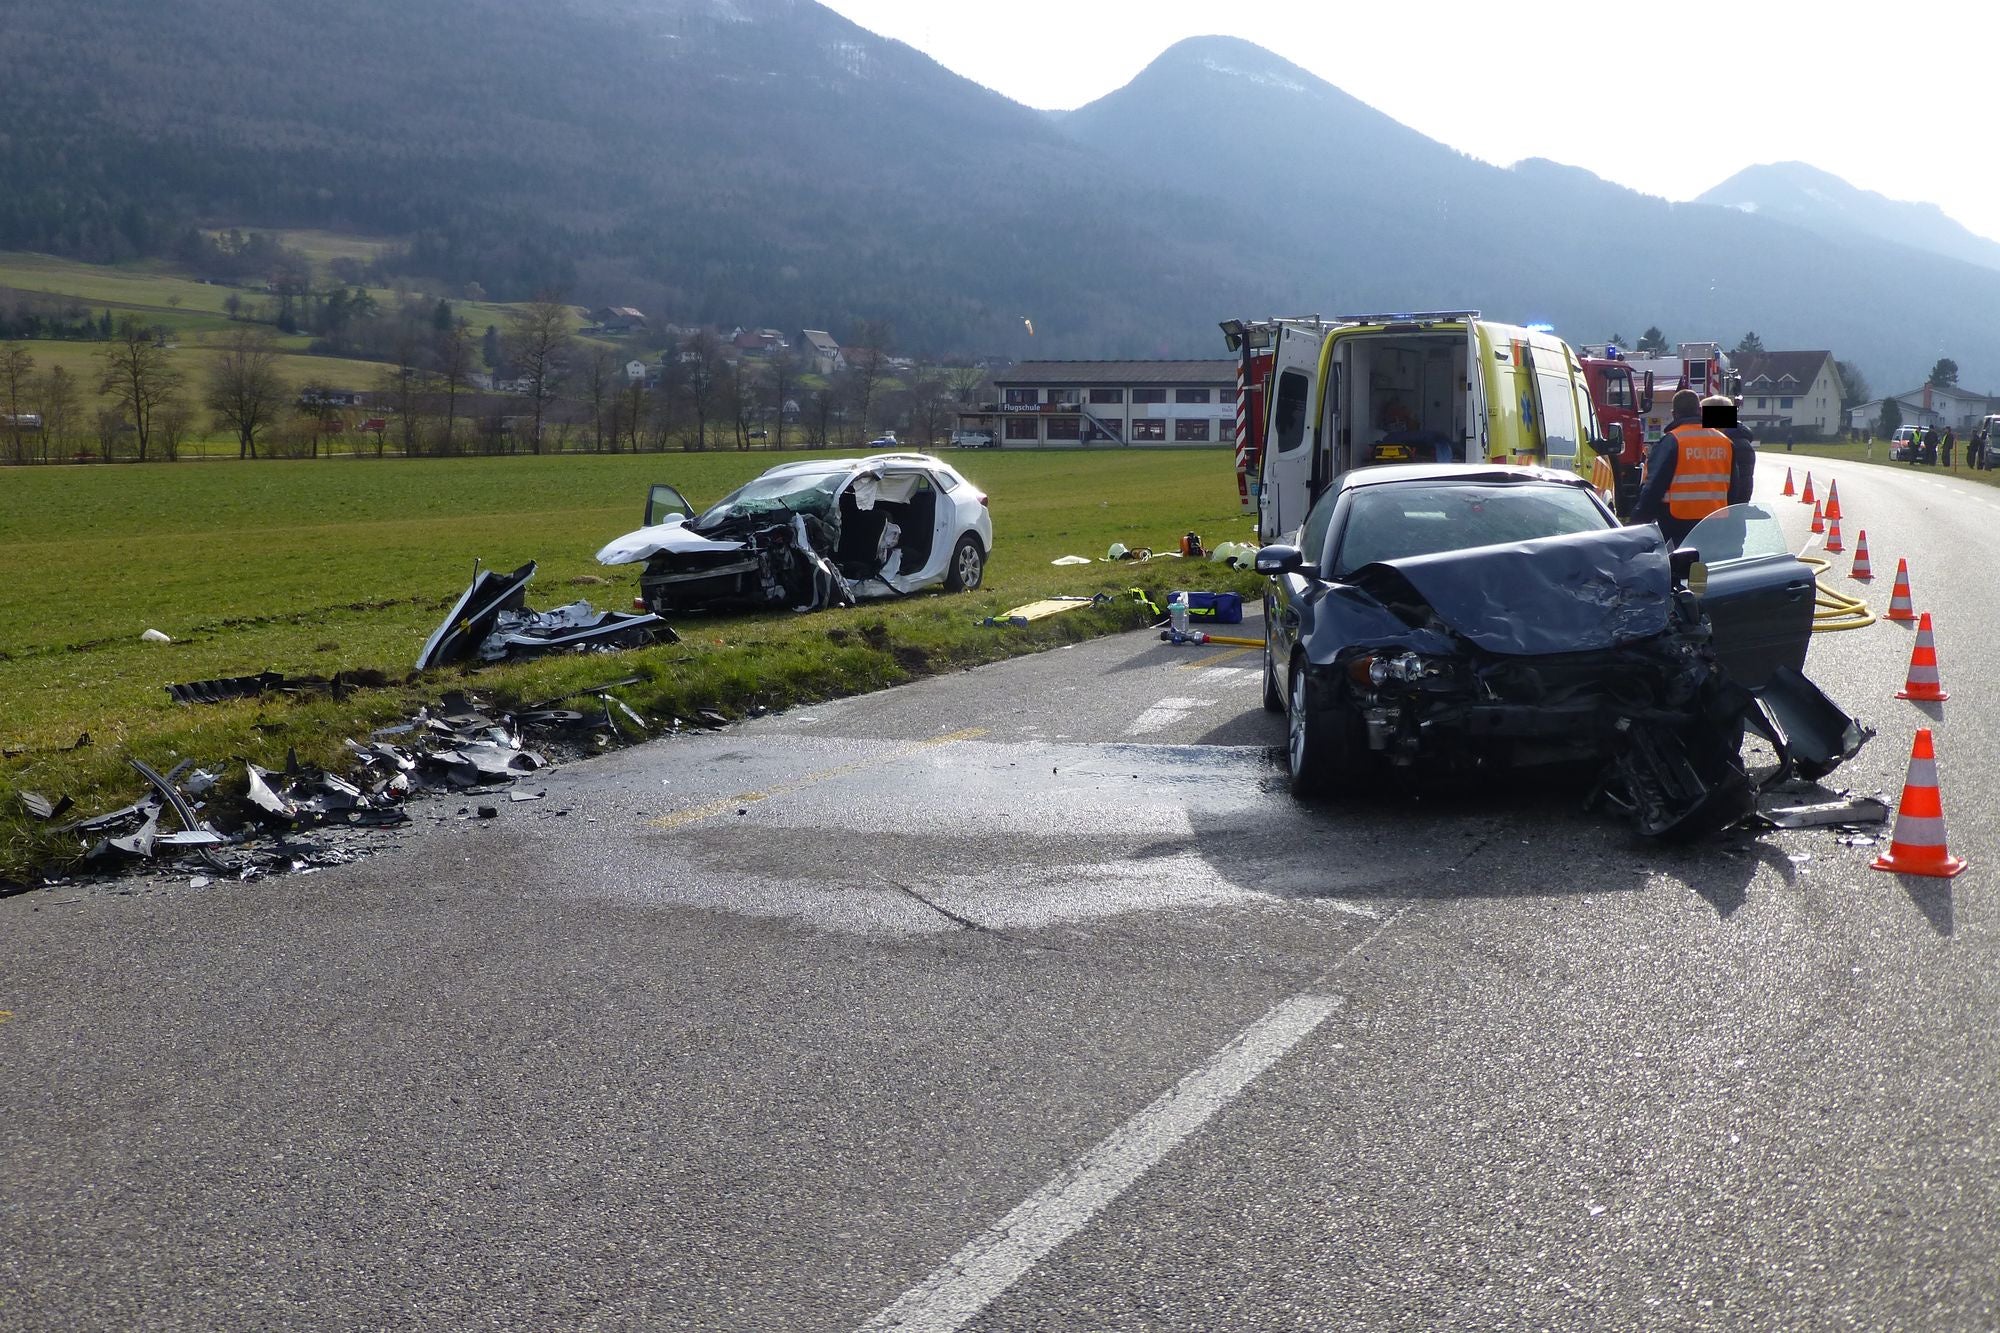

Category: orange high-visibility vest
[1665, 427, 1734, 520]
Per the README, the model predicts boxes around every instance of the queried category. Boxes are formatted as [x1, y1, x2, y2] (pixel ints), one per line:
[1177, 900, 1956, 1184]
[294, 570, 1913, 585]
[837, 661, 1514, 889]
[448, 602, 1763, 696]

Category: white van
[1237, 311, 1604, 540]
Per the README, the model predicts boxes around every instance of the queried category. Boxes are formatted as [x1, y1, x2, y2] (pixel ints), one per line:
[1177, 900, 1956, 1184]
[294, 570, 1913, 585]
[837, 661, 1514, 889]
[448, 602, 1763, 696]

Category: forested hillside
[6, 2, 2000, 382]
[0, 0, 1276, 354]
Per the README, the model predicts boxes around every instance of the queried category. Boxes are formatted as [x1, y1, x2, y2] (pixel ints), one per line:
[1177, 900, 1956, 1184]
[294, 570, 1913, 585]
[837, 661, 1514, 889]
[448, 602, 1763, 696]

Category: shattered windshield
[1333, 483, 1612, 575]
[697, 469, 845, 527]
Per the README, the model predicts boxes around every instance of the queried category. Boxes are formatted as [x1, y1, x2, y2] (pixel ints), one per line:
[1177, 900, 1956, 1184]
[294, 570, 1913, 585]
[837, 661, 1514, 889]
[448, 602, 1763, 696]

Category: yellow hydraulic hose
[1799, 554, 1876, 632]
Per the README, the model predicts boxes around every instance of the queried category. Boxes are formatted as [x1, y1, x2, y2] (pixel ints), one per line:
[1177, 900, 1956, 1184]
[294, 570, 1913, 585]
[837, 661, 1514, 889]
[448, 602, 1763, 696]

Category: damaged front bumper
[1328, 639, 1869, 840]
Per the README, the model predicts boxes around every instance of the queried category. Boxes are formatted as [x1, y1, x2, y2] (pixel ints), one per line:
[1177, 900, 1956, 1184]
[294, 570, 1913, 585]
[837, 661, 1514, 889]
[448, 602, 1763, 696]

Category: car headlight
[1359, 652, 1440, 686]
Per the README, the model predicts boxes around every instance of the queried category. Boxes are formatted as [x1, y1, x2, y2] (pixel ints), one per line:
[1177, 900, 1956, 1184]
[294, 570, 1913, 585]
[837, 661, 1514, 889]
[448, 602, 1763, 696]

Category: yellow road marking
[0, 1011, 12, 1025]
[1177, 644, 1259, 670]
[648, 727, 989, 830]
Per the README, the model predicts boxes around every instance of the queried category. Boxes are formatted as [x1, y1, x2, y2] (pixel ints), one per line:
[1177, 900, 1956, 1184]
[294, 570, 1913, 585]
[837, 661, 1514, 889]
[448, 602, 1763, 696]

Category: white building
[1733, 350, 1845, 439]
[958, 360, 1238, 447]
[1849, 382, 1995, 435]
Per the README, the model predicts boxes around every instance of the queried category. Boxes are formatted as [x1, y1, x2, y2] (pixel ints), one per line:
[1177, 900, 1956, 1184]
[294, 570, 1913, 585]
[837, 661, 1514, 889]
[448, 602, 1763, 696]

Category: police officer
[1631, 392, 1754, 546]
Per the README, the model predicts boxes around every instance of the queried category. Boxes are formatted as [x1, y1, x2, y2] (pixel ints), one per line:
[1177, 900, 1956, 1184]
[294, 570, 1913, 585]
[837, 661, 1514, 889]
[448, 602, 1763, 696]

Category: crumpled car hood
[1348, 525, 1672, 655]
[596, 516, 746, 566]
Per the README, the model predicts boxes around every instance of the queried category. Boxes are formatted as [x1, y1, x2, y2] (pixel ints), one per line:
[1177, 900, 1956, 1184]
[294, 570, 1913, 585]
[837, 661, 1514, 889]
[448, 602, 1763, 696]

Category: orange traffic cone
[1896, 612, 1949, 701]
[1782, 467, 1796, 497]
[1825, 515, 1844, 553]
[1825, 479, 1843, 520]
[1800, 473, 1816, 505]
[1871, 729, 1966, 878]
[1810, 500, 1825, 534]
[1886, 559, 1917, 622]
[1851, 530, 1873, 580]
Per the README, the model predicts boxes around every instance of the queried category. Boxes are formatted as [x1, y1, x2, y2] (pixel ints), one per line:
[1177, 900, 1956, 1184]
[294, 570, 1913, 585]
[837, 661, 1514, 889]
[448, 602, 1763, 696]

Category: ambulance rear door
[1260, 323, 1327, 541]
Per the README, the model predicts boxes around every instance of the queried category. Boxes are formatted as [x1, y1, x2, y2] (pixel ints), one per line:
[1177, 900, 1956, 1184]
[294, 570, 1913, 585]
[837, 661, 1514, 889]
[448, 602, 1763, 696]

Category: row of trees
[2, 304, 987, 464]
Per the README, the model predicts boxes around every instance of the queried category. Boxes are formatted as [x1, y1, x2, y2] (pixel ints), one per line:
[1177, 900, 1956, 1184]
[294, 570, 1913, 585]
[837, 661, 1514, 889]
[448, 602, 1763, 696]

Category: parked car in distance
[1258, 464, 1854, 836]
[747, 428, 769, 441]
[950, 429, 996, 448]
[596, 452, 993, 613]
[1889, 425, 1926, 463]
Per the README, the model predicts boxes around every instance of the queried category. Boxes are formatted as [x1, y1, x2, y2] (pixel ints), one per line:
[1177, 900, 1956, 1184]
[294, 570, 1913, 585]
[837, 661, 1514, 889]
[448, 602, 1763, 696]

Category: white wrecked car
[597, 452, 994, 613]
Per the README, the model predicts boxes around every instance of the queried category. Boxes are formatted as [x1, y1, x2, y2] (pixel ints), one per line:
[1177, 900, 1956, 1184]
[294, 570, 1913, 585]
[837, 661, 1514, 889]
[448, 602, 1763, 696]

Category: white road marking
[858, 994, 1343, 1333]
[1197, 666, 1258, 684]
[1124, 696, 1216, 735]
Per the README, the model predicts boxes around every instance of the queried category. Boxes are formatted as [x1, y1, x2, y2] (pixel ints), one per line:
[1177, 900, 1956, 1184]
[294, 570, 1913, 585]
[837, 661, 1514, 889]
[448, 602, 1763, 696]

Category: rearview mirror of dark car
[1254, 544, 1305, 576]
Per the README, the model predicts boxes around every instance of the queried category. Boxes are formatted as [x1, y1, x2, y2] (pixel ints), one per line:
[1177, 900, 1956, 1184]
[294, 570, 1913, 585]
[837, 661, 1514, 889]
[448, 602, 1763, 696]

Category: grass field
[0, 248, 597, 406]
[0, 447, 1261, 882]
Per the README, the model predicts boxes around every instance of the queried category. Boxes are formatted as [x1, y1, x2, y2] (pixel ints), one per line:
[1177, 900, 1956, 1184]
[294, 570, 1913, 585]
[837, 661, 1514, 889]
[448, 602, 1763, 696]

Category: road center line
[648, 727, 988, 829]
[858, 994, 1344, 1333]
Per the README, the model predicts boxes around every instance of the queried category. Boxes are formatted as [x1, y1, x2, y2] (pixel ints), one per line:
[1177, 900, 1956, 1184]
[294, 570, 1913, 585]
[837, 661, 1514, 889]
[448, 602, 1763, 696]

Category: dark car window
[1332, 483, 1611, 575]
[1299, 487, 1340, 569]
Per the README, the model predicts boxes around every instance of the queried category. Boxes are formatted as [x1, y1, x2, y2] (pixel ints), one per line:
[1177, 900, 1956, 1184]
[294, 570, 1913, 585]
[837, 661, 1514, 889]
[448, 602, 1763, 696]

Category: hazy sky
[819, 0, 2000, 243]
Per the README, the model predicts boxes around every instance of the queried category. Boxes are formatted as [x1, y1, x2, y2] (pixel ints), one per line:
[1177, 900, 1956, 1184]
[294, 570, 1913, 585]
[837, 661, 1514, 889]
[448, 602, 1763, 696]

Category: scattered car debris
[416, 561, 671, 671]
[165, 669, 394, 706]
[1756, 793, 1892, 830]
[1050, 555, 1093, 566]
[19, 791, 73, 822]
[41, 679, 648, 887]
[140, 628, 171, 643]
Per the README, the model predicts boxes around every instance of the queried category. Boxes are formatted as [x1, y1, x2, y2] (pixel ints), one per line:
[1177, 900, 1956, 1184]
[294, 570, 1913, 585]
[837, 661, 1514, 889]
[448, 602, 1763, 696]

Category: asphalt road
[4, 453, 1997, 1330]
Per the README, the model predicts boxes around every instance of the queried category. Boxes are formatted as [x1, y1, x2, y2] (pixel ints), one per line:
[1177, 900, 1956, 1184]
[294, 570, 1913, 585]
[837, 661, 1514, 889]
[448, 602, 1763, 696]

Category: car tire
[1262, 632, 1284, 713]
[944, 533, 985, 592]
[1287, 657, 1369, 799]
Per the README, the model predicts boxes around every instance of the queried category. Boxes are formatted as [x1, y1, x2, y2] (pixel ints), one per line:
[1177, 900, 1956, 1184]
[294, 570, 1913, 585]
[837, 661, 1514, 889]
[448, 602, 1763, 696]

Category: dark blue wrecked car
[1257, 464, 1864, 837]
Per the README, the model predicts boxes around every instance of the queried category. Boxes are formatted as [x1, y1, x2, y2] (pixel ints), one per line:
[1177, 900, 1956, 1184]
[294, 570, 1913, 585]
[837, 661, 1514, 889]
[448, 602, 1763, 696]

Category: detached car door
[1685, 503, 1814, 687]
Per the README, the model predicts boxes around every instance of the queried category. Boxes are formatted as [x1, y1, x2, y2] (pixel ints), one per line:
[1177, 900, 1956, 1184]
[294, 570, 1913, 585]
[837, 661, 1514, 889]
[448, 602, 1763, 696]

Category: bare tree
[765, 348, 801, 450]
[97, 318, 186, 461]
[678, 331, 726, 450]
[504, 294, 573, 455]
[35, 365, 79, 464]
[946, 363, 988, 405]
[726, 359, 759, 449]
[157, 393, 198, 461]
[577, 346, 621, 452]
[379, 333, 428, 456]
[906, 365, 953, 449]
[205, 329, 288, 459]
[803, 383, 837, 446]
[434, 321, 478, 455]
[845, 318, 893, 441]
[2, 341, 34, 463]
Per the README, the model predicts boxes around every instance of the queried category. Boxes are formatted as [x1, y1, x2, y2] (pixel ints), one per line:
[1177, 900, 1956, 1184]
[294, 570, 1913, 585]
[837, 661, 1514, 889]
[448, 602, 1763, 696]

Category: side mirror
[1641, 371, 1656, 414]
[1605, 422, 1625, 451]
[1254, 543, 1305, 576]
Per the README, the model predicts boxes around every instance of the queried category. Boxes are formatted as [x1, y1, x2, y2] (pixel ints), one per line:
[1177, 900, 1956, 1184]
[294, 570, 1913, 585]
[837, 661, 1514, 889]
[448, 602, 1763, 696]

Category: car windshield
[1333, 482, 1611, 574]
[696, 468, 846, 526]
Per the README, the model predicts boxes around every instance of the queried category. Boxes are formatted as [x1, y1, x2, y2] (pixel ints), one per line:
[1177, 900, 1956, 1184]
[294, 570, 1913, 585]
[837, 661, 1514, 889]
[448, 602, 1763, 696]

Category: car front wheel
[1287, 658, 1368, 799]
[944, 534, 985, 591]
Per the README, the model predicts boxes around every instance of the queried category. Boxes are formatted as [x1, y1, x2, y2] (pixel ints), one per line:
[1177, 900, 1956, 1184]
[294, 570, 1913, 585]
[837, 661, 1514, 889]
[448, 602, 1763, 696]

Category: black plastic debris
[20, 791, 73, 822]
[417, 561, 671, 671]
[166, 669, 393, 706]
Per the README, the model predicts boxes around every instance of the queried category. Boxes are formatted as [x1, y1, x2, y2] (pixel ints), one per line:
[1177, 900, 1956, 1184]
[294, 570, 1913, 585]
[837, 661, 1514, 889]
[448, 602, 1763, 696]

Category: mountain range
[1, 0, 1993, 390]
